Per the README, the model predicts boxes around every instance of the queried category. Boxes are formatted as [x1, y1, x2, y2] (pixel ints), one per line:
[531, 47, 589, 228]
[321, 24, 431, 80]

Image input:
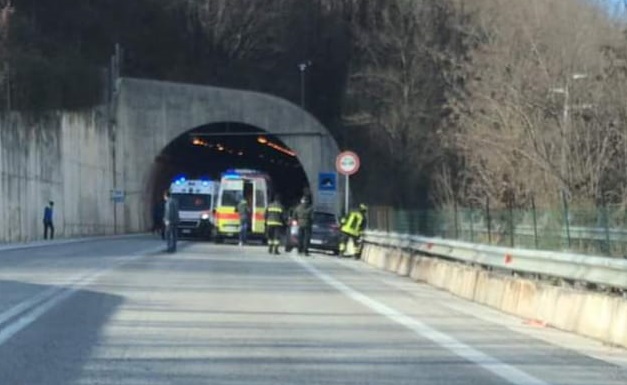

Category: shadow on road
[0, 279, 123, 385]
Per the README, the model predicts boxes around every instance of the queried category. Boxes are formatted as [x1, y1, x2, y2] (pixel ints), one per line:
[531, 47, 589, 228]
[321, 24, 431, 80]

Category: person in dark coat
[163, 190, 180, 253]
[265, 195, 285, 255]
[293, 196, 313, 256]
[152, 200, 165, 239]
[235, 198, 250, 246]
[43, 201, 54, 240]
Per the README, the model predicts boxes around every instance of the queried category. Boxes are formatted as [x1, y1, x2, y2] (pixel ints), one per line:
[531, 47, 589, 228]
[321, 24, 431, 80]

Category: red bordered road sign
[336, 151, 360, 176]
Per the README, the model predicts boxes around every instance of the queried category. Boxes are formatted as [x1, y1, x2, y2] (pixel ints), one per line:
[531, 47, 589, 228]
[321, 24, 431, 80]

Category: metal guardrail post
[562, 190, 572, 249]
[454, 201, 459, 240]
[469, 209, 475, 243]
[486, 197, 492, 244]
[531, 196, 539, 249]
[509, 202, 515, 248]
[600, 194, 610, 255]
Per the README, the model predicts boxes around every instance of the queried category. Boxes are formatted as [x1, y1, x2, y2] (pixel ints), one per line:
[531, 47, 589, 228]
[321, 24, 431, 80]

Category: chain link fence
[368, 202, 627, 258]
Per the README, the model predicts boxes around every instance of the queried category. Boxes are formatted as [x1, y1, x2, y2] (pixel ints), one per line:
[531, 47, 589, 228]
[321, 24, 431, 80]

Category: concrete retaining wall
[362, 243, 627, 349]
[0, 110, 116, 242]
[0, 78, 342, 241]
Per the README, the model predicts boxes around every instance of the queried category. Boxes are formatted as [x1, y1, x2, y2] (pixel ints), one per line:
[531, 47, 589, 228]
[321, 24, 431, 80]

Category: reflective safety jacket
[340, 210, 365, 237]
[265, 201, 285, 227]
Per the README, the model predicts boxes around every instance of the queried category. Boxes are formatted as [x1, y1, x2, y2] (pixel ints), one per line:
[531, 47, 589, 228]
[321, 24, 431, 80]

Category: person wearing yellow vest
[265, 195, 285, 255]
[339, 203, 368, 258]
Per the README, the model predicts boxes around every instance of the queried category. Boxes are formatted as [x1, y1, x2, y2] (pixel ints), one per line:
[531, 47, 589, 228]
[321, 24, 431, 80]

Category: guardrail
[364, 230, 627, 291]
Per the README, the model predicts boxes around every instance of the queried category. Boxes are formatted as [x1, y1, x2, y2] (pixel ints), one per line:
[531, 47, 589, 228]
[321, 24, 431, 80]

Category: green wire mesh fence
[368, 203, 627, 258]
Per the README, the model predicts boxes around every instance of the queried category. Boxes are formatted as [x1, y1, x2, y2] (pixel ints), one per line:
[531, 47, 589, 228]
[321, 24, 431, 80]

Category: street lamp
[298, 61, 311, 109]
[550, 73, 588, 190]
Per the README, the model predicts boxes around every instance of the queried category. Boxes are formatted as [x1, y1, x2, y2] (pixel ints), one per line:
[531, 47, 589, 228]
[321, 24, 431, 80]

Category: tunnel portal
[152, 122, 309, 210]
[113, 78, 341, 232]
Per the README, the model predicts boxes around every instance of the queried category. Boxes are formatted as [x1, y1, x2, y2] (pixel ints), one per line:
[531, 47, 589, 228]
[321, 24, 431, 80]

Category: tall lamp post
[298, 61, 311, 109]
[550, 73, 588, 192]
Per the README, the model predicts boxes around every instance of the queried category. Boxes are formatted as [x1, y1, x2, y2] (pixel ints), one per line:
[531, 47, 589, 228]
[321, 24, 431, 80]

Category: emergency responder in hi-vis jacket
[339, 203, 368, 258]
[265, 195, 285, 255]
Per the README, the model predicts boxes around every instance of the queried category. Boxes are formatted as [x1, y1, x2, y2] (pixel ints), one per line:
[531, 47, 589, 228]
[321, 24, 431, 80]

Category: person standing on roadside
[163, 190, 180, 253]
[152, 199, 165, 240]
[293, 196, 313, 256]
[265, 194, 285, 255]
[236, 198, 250, 246]
[43, 201, 54, 240]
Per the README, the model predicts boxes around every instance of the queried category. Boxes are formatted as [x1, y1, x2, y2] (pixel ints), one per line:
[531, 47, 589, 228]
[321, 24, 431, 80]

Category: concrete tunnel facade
[113, 78, 342, 233]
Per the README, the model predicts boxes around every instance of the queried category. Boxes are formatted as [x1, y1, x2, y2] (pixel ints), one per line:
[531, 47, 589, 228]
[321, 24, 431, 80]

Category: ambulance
[170, 178, 219, 239]
[214, 169, 272, 242]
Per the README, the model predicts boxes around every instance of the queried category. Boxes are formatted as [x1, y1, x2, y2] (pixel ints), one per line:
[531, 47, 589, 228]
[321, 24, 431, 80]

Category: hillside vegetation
[0, 0, 625, 209]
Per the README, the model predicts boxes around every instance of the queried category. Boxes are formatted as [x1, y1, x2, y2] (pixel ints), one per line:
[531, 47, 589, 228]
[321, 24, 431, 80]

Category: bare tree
[184, 0, 291, 61]
[343, 0, 458, 207]
[440, 0, 627, 209]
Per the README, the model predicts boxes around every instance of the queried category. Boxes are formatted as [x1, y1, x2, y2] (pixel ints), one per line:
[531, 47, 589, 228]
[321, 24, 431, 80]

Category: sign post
[336, 151, 360, 214]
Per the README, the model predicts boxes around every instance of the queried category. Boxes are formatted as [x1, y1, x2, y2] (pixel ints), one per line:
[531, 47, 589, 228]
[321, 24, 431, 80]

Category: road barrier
[361, 230, 627, 349]
[364, 230, 627, 290]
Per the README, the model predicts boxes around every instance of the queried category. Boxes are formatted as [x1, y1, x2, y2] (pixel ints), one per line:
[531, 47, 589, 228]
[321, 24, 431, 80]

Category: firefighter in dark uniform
[339, 203, 368, 258]
[265, 195, 285, 255]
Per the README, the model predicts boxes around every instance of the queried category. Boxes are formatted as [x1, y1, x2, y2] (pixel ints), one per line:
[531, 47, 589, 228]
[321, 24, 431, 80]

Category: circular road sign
[336, 151, 360, 176]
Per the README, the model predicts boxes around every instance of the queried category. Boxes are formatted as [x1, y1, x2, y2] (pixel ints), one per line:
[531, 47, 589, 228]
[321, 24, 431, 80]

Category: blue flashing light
[222, 170, 241, 179]
[202, 181, 209, 186]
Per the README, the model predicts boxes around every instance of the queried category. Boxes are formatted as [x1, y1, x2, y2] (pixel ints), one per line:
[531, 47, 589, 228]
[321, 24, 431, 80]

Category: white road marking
[0, 272, 92, 327]
[0, 244, 165, 346]
[293, 255, 552, 385]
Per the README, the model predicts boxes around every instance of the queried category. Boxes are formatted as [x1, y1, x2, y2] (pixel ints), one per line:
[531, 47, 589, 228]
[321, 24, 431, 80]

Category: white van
[170, 178, 220, 239]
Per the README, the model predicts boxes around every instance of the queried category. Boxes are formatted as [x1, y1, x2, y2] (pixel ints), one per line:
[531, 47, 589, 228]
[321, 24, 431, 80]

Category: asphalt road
[0, 236, 625, 385]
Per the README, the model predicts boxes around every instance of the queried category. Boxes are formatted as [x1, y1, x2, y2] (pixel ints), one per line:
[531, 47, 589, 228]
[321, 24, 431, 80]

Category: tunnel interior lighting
[190, 133, 296, 164]
[266, 141, 296, 157]
[256, 136, 296, 157]
[192, 137, 208, 146]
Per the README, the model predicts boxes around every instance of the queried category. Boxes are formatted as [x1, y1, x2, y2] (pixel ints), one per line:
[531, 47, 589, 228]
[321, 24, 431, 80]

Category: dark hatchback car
[285, 211, 341, 255]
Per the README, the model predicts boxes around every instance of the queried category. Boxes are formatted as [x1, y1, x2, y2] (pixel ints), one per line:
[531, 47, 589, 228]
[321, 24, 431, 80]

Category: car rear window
[313, 212, 337, 224]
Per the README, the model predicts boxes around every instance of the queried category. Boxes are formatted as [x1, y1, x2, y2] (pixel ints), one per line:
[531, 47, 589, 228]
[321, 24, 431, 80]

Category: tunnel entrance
[149, 122, 310, 212]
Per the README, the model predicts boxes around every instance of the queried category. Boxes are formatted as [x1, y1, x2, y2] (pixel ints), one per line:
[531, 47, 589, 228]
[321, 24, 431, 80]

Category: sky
[603, 0, 625, 13]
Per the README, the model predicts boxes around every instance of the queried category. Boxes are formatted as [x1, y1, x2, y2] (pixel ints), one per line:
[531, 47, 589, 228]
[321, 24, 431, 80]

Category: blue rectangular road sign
[110, 189, 125, 203]
[318, 172, 337, 191]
